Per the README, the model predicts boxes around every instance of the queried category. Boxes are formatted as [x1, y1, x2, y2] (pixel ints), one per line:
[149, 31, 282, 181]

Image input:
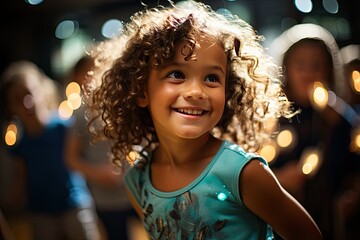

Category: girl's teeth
[178, 109, 203, 115]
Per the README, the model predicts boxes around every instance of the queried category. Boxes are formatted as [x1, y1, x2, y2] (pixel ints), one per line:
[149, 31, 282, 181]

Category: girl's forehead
[174, 35, 223, 54]
[169, 37, 227, 71]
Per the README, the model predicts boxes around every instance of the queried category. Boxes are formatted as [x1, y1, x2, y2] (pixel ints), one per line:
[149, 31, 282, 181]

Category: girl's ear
[136, 94, 148, 107]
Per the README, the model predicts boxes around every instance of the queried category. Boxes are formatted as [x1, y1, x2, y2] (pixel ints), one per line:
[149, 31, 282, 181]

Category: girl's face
[138, 37, 227, 140]
[285, 43, 330, 107]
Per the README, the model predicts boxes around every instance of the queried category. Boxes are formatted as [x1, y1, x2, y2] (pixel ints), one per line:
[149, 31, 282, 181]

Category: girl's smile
[174, 107, 208, 117]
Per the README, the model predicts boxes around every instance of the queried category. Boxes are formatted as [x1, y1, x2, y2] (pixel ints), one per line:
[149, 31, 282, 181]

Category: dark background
[1, 0, 359, 81]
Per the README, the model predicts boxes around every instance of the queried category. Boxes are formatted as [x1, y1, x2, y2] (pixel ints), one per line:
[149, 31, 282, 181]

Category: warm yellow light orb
[352, 70, 360, 81]
[306, 153, 319, 167]
[302, 162, 314, 175]
[65, 82, 81, 98]
[355, 133, 360, 148]
[313, 82, 328, 108]
[7, 123, 18, 135]
[277, 129, 293, 148]
[352, 70, 360, 93]
[259, 144, 277, 163]
[58, 100, 73, 119]
[301, 150, 320, 175]
[5, 130, 16, 146]
[354, 81, 360, 93]
[67, 93, 82, 110]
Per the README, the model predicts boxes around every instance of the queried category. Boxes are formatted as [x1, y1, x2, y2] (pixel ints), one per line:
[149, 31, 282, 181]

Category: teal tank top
[125, 140, 274, 239]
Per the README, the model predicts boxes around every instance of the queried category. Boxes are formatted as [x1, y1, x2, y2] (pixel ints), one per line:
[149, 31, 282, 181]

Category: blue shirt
[125, 140, 274, 239]
[8, 114, 92, 213]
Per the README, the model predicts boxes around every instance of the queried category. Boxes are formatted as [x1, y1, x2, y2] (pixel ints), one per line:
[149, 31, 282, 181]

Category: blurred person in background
[65, 55, 137, 240]
[332, 49, 360, 239]
[269, 24, 359, 239]
[0, 60, 100, 240]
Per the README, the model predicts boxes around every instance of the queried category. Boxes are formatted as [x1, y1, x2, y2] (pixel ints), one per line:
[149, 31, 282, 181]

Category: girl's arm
[239, 159, 323, 240]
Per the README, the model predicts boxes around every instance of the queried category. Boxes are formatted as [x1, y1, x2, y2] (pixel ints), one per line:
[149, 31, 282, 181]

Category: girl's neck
[150, 134, 223, 192]
[154, 134, 222, 167]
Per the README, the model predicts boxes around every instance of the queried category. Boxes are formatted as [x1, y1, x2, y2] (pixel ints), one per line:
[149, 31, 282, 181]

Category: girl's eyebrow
[208, 65, 226, 74]
[161, 61, 226, 74]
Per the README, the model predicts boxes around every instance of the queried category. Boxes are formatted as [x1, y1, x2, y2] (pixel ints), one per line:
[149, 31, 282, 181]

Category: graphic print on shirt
[140, 187, 228, 240]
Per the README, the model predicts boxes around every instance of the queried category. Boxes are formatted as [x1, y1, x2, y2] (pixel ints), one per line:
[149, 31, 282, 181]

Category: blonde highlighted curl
[84, 1, 293, 168]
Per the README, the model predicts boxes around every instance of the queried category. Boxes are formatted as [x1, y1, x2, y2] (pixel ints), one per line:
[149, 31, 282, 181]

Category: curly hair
[84, 0, 293, 167]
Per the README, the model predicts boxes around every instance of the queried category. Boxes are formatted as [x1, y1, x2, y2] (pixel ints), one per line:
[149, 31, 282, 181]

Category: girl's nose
[182, 81, 208, 100]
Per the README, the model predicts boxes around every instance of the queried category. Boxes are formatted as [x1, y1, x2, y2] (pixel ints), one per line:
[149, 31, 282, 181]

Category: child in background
[65, 55, 137, 240]
[333, 55, 360, 239]
[0, 61, 100, 240]
[86, 1, 322, 239]
[269, 24, 358, 239]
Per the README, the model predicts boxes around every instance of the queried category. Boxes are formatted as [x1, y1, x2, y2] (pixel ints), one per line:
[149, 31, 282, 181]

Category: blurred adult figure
[65, 56, 136, 240]
[269, 24, 358, 239]
[333, 45, 360, 239]
[0, 60, 100, 240]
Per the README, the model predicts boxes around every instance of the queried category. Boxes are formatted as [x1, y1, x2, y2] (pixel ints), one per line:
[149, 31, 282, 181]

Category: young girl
[86, 1, 322, 239]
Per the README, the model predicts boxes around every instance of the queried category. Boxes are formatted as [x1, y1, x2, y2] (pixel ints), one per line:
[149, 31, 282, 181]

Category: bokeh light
[302, 153, 319, 175]
[66, 82, 81, 97]
[55, 20, 79, 39]
[23, 94, 34, 109]
[294, 0, 313, 13]
[5, 131, 17, 146]
[25, 0, 44, 5]
[58, 100, 73, 120]
[350, 128, 360, 153]
[101, 19, 123, 39]
[4, 123, 18, 146]
[259, 141, 277, 163]
[299, 148, 322, 176]
[67, 93, 82, 110]
[352, 70, 360, 93]
[355, 134, 360, 149]
[277, 129, 293, 148]
[7, 124, 18, 135]
[322, 0, 338, 14]
[312, 81, 328, 109]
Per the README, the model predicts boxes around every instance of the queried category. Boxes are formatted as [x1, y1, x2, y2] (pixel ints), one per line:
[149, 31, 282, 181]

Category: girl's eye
[168, 71, 185, 79]
[205, 75, 219, 83]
